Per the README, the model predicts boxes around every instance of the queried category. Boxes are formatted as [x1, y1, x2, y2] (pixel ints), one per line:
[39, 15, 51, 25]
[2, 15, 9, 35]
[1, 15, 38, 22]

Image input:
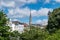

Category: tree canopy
[0, 10, 10, 40]
[46, 8, 60, 33]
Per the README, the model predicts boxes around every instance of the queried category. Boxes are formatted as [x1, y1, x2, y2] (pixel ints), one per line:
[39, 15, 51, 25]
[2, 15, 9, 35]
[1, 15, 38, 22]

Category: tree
[46, 29, 60, 40]
[46, 8, 60, 33]
[20, 26, 49, 40]
[9, 31, 20, 40]
[0, 10, 10, 40]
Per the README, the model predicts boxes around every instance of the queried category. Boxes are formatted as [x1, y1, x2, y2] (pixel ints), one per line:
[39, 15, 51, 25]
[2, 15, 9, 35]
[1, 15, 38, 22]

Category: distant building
[32, 24, 46, 29]
[8, 20, 28, 33]
[32, 24, 41, 27]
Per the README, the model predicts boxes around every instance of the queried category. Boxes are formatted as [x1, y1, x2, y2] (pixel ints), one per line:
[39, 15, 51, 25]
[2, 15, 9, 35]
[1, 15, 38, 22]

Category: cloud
[0, 0, 53, 24]
[7, 7, 53, 19]
[37, 8, 53, 16]
[7, 7, 30, 19]
[0, 0, 37, 8]
[26, 0, 37, 3]
[36, 19, 48, 26]
[0, 1, 15, 7]
[54, 0, 60, 3]
[45, 0, 50, 3]
[17, 0, 37, 3]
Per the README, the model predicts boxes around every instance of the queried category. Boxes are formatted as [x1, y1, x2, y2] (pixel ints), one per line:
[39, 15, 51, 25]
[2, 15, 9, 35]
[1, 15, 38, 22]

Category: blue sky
[0, 0, 60, 25]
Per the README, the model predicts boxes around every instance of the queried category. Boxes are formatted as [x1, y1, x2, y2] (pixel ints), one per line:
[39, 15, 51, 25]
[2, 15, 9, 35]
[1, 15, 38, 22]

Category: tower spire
[29, 9, 32, 27]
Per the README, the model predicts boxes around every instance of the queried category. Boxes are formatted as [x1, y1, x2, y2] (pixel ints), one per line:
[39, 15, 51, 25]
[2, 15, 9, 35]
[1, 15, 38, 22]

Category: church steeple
[29, 9, 32, 27]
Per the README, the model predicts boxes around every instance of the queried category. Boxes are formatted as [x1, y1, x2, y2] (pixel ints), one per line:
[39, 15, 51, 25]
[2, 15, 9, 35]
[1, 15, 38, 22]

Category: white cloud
[45, 0, 50, 3]
[12, 19, 20, 21]
[0, 0, 53, 23]
[8, 9, 14, 15]
[31, 8, 53, 17]
[0, 0, 53, 24]
[0, 1, 15, 7]
[0, 0, 37, 8]
[36, 19, 48, 26]
[15, 0, 37, 3]
[7, 7, 53, 19]
[26, 0, 37, 3]
[7, 7, 30, 18]
[37, 8, 53, 16]
[55, 0, 60, 3]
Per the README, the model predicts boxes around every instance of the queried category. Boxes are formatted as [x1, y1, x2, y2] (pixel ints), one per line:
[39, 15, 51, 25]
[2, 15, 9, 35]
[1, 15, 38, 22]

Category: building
[8, 20, 28, 33]
[32, 24, 46, 29]
[29, 9, 32, 27]
[32, 24, 41, 27]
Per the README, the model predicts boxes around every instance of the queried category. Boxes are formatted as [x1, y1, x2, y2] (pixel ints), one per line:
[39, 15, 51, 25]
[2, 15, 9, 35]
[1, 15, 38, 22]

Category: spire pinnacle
[29, 9, 32, 27]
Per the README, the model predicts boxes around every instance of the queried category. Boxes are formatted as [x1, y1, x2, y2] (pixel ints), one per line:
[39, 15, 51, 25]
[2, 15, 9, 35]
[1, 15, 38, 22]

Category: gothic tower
[29, 9, 32, 27]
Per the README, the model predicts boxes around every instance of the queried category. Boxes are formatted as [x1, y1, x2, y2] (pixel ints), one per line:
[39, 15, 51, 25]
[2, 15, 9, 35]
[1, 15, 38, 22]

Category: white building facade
[8, 20, 25, 33]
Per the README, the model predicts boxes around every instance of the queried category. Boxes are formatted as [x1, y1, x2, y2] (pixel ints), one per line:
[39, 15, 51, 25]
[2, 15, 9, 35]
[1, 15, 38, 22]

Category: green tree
[0, 10, 10, 40]
[46, 29, 60, 40]
[9, 31, 20, 40]
[20, 26, 49, 40]
[46, 8, 60, 33]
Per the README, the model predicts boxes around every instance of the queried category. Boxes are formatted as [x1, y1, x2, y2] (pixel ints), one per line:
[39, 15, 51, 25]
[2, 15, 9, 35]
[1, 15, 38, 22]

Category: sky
[0, 0, 60, 25]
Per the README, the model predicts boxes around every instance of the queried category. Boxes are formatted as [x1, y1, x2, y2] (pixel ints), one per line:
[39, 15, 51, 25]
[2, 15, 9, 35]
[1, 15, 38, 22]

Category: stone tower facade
[29, 10, 32, 27]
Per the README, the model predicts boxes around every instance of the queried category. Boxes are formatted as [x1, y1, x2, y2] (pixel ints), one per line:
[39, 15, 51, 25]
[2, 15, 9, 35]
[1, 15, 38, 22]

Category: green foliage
[0, 36, 4, 40]
[20, 26, 49, 40]
[9, 31, 20, 40]
[0, 10, 10, 40]
[46, 8, 60, 33]
[0, 11, 8, 26]
[10, 31, 20, 37]
[45, 29, 60, 40]
[20, 27, 60, 40]
[0, 10, 21, 40]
